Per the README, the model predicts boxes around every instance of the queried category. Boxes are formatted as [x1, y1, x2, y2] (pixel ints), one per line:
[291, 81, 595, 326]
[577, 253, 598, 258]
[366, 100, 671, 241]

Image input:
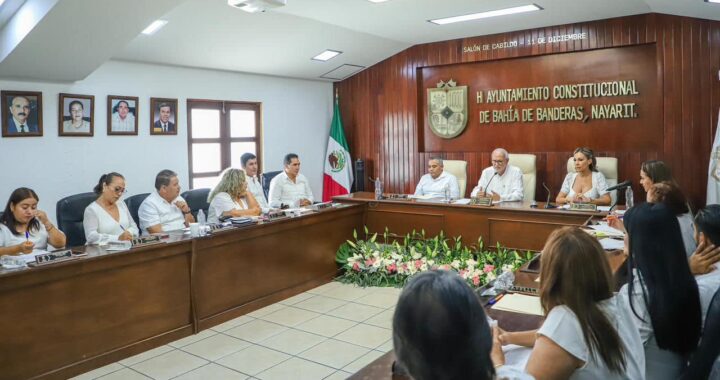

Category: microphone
[606, 180, 632, 192]
[482, 172, 498, 196]
[542, 182, 556, 209]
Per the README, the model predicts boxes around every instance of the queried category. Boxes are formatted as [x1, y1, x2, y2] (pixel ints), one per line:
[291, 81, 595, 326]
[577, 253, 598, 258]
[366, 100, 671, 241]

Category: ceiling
[1, 0, 719, 83]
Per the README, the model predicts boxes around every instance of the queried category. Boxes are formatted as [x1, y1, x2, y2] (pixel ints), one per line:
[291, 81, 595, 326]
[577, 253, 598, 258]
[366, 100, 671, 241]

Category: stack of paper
[491, 293, 544, 316]
[588, 223, 625, 237]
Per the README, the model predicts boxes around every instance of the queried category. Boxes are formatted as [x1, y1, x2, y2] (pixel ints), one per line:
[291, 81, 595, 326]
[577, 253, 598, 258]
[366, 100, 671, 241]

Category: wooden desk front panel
[0, 243, 193, 380]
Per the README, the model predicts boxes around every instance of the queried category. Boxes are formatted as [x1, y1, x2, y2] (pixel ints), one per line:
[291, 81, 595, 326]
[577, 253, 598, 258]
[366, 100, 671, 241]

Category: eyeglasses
[491, 160, 507, 165]
[112, 186, 127, 194]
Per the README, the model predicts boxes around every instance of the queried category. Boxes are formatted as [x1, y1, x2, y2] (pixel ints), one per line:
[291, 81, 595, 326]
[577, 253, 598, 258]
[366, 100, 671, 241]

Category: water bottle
[443, 183, 450, 202]
[197, 209, 206, 235]
[625, 187, 634, 209]
[374, 178, 383, 200]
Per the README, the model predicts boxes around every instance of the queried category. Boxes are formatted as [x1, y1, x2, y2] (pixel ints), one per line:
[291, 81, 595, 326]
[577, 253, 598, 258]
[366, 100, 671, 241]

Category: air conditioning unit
[227, 0, 287, 13]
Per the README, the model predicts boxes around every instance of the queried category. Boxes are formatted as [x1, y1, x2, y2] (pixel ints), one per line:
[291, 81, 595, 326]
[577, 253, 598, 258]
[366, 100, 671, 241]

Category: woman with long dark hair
[556, 147, 611, 205]
[618, 202, 702, 379]
[497, 227, 644, 379]
[0, 187, 66, 254]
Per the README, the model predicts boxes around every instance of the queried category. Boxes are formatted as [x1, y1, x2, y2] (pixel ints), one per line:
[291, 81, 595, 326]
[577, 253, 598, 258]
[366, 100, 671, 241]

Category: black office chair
[681, 287, 720, 380]
[124, 193, 150, 228]
[181, 188, 210, 220]
[261, 171, 282, 200]
[56, 192, 97, 247]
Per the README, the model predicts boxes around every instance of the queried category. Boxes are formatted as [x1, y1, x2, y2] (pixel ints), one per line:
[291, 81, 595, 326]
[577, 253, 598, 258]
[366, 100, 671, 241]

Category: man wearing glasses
[470, 148, 524, 201]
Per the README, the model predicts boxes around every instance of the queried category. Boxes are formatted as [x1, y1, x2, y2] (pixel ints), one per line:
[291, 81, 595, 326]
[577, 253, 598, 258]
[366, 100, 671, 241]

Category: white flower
[397, 264, 406, 275]
[372, 250, 380, 258]
[427, 260, 435, 266]
[466, 259, 477, 267]
[502, 264, 514, 273]
[486, 272, 497, 282]
[420, 263, 428, 272]
[451, 260, 461, 269]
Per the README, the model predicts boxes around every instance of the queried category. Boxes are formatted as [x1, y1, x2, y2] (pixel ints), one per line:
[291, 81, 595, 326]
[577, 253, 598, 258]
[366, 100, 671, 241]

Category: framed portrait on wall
[58, 93, 94, 137]
[150, 97, 178, 135]
[1, 90, 43, 137]
[107, 95, 139, 135]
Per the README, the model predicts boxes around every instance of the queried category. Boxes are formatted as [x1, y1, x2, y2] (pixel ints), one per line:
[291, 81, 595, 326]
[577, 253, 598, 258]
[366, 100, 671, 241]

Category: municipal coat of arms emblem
[427, 79, 468, 139]
[328, 150, 346, 173]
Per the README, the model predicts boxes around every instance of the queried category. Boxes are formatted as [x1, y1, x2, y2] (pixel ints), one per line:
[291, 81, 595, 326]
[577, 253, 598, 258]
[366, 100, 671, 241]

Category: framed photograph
[150, 97, 178, 135]
[1, 90, 43, 137]
[59, 93, 94, 137]
[107, 95, 139, 135]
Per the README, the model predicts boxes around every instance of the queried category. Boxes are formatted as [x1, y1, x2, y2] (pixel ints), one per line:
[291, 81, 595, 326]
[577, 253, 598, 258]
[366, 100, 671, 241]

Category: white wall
[0, 60, 333, 223]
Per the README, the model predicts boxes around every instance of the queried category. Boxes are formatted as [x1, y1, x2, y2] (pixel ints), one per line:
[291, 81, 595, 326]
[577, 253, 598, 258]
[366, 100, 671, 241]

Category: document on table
[588, 223, 625, 237]
[408, 194, 440, 200]
[599, 238, 625, 251]
[453, 198, 472, 205]
[17, 249, 50, 263]
[491, 293, 544, 316]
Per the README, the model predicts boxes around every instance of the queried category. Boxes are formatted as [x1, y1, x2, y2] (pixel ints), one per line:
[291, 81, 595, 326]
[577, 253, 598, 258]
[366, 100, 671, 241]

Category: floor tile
[168, 329, 218, 348]
[216, 345, 291, 376]
[278, 292, 315, 305]
[247, 303, 287, 318]
[71, 363, 124, 380]
[342, 350, 387, 373]
[369, 286, 403, 297]
[306, 281, 343, 295]
[295, 315, 358, 337]
[256, 357, 335, 380]
[131, 350, 208, 380]
[327, 303, 384, 322]
[96, 368, 152, 380]
[353, 292, 399, 309]
[320, 285, 373, 302]
[334, 324, 392, 349]
[293, 295, 347, 313]
[260, 306, 321, 327]
[324, 370, 352, 380]
[298, 339, 370, 369]
[119, 345, 174, 366]
[363, 308, 394, 329]
[224, 319, 289, 343]
[173, 363, 249, 380]
[211, 315, 256, 332]
[260, 328, 327, 355]
[181, 333, 252, 361]
[376, 338, 394, 352]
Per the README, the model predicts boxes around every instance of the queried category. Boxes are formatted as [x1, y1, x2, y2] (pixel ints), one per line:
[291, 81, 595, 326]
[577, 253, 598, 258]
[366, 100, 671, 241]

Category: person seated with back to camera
[0, 187, 66, 255]
[83, 172, 139, 245]
[393, 269, 532, 380]
[556, 147, 611, 206]
[138, 169, 195, 235]
[413, 157, 460, 199]
[470, 148, 524, 202]
[207, 168, 260, 224]
[645, 181, 696, 256]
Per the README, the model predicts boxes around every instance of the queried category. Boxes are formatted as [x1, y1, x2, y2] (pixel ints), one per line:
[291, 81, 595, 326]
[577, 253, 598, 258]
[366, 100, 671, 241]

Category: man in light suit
[153, 103, 175, 133]
[6, 96, 38, 134]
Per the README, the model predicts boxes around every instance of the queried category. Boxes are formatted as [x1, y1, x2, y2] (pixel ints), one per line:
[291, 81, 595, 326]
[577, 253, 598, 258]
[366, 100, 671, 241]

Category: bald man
[470, 148, 524, 201]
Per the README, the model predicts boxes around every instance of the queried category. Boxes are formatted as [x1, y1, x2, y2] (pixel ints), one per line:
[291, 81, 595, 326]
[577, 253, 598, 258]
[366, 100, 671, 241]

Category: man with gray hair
[470, 148, 524, 201]
[414, 157, 460, 199]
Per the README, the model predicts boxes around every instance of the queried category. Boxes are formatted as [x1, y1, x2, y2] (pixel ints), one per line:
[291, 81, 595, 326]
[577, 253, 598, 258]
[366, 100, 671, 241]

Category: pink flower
[415, 260, 423, 269]
[365, 259, 375, 267]
[352, 262, 360, 272]
[440, 264, 451, 270]
[483, 264, 495, 274]
[472, 275, 481, 286]
[386, 263, 397, 273]
[459, 269, 468, 278]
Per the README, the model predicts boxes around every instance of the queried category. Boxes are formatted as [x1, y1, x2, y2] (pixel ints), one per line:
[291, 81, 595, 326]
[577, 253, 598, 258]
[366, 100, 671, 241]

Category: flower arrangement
[335, 227, 535, 288]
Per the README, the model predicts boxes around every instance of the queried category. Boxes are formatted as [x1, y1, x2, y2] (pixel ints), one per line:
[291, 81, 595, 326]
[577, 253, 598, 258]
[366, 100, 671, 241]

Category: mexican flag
[323, 95, 353, 202]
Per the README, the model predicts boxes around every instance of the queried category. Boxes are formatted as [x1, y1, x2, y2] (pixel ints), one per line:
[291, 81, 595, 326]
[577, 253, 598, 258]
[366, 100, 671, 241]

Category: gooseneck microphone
[542, 182, 556, 209]
[606, 180, 632, 192]
[482, 172, 498, 196]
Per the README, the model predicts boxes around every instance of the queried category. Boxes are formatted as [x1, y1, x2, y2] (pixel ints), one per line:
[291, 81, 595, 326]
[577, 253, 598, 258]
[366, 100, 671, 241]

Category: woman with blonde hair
[496, 227, 644, 379]
[207, 168, 260, 223]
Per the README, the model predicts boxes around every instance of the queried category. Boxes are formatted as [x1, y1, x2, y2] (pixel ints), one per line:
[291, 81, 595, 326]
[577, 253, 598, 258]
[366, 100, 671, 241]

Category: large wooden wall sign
[420, 44, 661, 152]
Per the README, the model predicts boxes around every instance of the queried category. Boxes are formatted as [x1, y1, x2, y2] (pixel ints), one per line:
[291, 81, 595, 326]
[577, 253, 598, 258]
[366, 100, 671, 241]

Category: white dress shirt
[138, 191, 187, 234]
[13, 117, 30, 133]
[111, 112, 135, 132]
[268, 172, 314, 208]
[0, 223, 50, 249]
[560, 171, 609, 200]
[83, 201, 139, 245]
[470, 165, 524, 201]
[207, 192, 249, 223]
[677, 213, 697, 257]
[538, 297, 645, 380]
[414, 171, 460, 199]
[247, 175, 270, 213]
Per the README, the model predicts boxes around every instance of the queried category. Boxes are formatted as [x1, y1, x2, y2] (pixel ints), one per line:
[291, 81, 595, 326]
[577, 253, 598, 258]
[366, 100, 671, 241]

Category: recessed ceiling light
[367, 0, 391, 3]
[312, 50, 342, 61]
[0, 0, 6, 8]
[429, 4, 542, 25]
[141, 20, 168, 35]
[707, 0, 720, 3]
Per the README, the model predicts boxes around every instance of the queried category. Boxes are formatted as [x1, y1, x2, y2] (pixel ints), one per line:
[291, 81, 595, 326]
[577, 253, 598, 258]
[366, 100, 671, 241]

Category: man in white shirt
[139, 169, 195, 234]
[414, 158, 460, 199]
[268, 153, 314, 208]
[241, 152, 270, 213]
[111, 100, 136, 132]
[470, 148, 524, 202]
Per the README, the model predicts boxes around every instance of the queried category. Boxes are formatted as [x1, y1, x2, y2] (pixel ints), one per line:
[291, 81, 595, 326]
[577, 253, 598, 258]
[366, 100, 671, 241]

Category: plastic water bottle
[444, 183, 450, 202]
[374, 178, 383, 200]
[625, 187, 634, 209]
[197, 209, 206, 235]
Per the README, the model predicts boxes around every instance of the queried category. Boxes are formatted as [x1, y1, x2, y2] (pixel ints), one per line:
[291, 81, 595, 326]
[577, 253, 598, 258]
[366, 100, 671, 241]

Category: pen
[487, 293, 505, 306]
[25, 231, 29, 241]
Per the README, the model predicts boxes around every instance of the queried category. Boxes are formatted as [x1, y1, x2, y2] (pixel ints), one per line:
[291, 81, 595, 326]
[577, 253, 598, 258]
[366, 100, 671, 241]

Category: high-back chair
[261, 171, 282, 200]
[508, 154, 537, 201]
[180, 189, 210, 220]
[681, 287, 720, 379]
[124, 193, 150, 228]
[56, 192, 97, 247]
[443, 160, 468, 197]
[566, 156, 618, 204]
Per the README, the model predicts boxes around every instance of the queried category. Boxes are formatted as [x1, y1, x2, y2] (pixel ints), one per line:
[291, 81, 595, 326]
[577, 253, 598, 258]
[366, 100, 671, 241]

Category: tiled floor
[72, 282, 400, 380]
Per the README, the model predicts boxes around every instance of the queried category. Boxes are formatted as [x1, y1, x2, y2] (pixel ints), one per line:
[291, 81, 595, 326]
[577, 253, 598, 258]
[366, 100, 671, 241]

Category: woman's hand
[34, 210, 50, 225]
[491, 326, 506, 368]
[118, 230, 133, 241]
[17, 241, 34, 254]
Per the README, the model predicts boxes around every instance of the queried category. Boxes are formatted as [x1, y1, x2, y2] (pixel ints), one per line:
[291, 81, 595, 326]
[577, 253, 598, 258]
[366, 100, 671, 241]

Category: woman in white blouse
[556, 147, 611, 205]
[83, 172, 139, 245]
[496, 227, 644, 380]
[207, 168, 260, 223]
[0, 187, 66, 254]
